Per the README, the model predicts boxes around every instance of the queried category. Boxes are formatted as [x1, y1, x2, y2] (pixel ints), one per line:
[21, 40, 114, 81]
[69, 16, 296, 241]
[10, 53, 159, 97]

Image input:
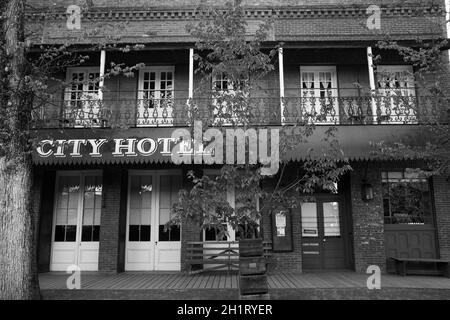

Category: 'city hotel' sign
[36, 122, 280, 175]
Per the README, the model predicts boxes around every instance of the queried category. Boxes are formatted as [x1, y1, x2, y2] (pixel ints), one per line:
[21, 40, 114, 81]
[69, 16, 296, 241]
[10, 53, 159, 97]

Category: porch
[39, 271, 450, 300]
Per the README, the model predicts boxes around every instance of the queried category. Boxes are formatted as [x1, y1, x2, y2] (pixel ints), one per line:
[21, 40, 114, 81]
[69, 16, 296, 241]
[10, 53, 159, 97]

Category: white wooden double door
[50, 171, 103, 271]
[125, 170, 182, 271]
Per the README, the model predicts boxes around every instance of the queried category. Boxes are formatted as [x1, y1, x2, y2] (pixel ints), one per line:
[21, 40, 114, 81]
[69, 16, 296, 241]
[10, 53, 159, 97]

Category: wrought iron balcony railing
[31, 94, 447, 129]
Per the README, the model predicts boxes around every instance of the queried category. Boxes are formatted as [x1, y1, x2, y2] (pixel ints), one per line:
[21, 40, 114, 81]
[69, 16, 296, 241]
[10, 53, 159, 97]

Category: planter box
[239, 257, 266, 276]
[239, 274, 269, 295]
[239, 239, 264, 257]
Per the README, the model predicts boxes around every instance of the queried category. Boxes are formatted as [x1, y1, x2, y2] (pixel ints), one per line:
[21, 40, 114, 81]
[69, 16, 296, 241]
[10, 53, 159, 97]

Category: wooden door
[301, 198, 347, 270]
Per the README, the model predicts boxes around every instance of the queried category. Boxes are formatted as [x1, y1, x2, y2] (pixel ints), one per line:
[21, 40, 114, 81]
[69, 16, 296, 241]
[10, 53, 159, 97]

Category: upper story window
[376, 65, 416, 123]
[300, 66, 339, 124]
[137, 66, 174, 127]
[65, 67, 101, 127]
[382, 170, 433, 225]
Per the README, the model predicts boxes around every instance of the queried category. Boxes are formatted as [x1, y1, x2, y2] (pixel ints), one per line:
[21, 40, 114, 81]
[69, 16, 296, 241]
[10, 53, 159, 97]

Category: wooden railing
[185, 241, 272, 274]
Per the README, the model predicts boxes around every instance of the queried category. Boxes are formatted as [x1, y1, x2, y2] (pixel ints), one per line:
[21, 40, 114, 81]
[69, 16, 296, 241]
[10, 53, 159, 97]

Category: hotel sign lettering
[35, 122, 280, 175]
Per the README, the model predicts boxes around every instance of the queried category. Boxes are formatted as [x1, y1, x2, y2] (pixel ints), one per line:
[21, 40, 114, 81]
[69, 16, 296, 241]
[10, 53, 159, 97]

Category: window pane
[54, 226, 66, 242]
[92, 225, 100, 241]
[140, 225, 151, 241]
[65, 225, 77, 242]
[301, 203, 318, 237]
[129, 225, 140, 241]
[82, 226, 93, 241]
[323, 202, 340, 236]
[129, 175, 152, 242]
[83, 208, 94, 226]
[382, 171, 432, 225]
[158, 175, 181, 242]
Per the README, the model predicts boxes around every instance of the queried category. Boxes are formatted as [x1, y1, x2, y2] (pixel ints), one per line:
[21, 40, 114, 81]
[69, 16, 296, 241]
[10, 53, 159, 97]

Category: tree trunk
[0, 0, 40, 299]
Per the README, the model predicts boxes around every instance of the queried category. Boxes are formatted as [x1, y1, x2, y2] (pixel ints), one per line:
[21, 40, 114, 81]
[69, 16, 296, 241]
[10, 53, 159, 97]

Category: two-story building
[29, 0, 450, 276]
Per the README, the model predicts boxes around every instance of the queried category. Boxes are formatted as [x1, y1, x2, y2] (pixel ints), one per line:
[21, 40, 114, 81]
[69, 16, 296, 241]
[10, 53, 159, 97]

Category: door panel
[301, 199, 347, 270]
[301, 202, 322, 269]
[50, 173, 102, 271]
[126, 174, 154, 270]
[125, 171, 182, 271]
[155, 174, 182, 270]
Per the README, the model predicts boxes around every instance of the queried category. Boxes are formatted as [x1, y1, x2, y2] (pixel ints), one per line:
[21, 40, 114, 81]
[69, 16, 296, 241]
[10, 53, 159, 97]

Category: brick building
[28, 0, 450, 275]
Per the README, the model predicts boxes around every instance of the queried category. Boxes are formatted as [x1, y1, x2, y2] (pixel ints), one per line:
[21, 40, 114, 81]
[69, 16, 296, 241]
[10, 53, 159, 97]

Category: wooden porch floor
[39, 271, 450, 290]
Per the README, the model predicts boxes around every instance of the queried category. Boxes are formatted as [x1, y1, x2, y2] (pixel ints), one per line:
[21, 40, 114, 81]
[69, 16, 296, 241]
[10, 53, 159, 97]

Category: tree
[370, 30, 450, 177]
[0, 0, 40, 300]
[0, 1, 145, 299]
[168, 0, 351, 242]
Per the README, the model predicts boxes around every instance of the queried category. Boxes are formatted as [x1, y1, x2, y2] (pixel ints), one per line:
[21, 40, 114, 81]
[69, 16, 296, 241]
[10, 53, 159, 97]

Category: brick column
[433, 176, 450, 260]
[350, 164, 386, 273]
[99, 168, 123, 272]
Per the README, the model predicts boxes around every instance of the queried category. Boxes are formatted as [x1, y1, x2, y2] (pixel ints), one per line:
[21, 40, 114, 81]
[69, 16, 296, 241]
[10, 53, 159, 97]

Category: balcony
[31, 92, 446, 129]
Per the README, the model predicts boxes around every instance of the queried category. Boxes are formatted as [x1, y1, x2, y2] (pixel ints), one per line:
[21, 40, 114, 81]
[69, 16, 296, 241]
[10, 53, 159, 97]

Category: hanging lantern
[361, 180, 374, 201]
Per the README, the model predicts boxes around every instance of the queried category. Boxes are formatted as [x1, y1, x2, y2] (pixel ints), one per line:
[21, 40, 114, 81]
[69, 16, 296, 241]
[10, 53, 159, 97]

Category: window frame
[381, 169, 434, 226]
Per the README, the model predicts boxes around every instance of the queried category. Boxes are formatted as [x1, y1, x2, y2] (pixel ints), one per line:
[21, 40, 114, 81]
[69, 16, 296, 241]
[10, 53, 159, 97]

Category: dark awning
[282, 125, 428, 161]
[33, 125, 427, 166]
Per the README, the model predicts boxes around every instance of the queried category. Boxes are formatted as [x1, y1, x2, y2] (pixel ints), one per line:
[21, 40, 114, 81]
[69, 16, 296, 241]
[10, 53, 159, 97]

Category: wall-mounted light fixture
[361, 180, 374, 201]
[361, 162, 374, 201]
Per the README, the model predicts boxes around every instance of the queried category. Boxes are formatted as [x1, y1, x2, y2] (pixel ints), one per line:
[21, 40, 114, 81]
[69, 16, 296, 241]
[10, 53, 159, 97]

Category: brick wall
[350, 164, 386, 273]
[98, 168, 123, 272]
[433, 176, 450, 260]
[25, 1, 445, 45]
[26, 0, 444, 9]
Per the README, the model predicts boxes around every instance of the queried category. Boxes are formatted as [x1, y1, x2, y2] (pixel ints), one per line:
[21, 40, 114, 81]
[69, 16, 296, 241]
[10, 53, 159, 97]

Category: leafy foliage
[168, 0, 352, 240]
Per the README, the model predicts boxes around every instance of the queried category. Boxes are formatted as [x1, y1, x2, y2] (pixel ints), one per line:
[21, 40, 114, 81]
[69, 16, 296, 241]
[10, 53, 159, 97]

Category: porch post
[366, 47, 377, 123]
[99, 50, 106, 100]
[189, 48, 194, 100]
[446, 0, 450, 62]
[278, 47, 285, 123]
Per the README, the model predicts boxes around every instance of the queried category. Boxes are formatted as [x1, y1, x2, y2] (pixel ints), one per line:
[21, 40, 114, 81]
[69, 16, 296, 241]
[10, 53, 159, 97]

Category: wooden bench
[390, 257, 450, 278]
[185, 241, 272, 274]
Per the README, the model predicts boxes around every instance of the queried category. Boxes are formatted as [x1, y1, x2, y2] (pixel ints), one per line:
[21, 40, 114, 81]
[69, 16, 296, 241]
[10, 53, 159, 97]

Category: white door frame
[125, 169, 182, 271]
[50, 170, 103, 271]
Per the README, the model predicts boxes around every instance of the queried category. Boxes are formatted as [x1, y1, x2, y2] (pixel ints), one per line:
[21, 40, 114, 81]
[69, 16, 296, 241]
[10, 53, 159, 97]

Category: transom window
[382, 170, 433, 225]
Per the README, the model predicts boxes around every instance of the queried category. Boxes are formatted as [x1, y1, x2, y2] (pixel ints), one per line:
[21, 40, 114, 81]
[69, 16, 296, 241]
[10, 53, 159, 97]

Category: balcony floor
[39, 271, 450, 300]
